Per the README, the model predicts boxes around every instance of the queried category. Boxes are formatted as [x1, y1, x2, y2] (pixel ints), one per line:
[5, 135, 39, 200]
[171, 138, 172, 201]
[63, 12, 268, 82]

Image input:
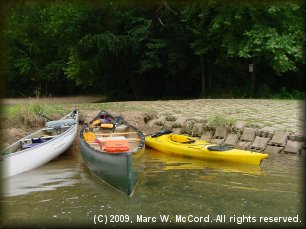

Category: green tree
[238, 2, 304, 95]
[3, 0, 305, 98]
[5, 1, 90, 95]
[182, 1, 304, 97]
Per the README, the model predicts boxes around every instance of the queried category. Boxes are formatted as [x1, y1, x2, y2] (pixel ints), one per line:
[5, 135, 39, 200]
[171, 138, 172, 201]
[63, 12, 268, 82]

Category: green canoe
[79, 110, 145, 196]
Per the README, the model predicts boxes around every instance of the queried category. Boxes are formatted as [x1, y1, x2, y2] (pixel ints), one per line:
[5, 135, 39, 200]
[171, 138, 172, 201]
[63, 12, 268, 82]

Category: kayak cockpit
[165, 134, 234, 152]
[207, 145, 233, 151]
[167, 134, 196, 144]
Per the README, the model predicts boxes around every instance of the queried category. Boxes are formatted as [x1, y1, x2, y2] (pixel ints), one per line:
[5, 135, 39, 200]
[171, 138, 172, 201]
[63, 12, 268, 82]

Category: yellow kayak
[145, 132, 268, 165]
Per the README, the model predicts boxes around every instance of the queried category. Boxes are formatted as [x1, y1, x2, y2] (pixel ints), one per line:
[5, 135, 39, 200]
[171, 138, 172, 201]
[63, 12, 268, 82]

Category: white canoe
[1, 110, 79, 178]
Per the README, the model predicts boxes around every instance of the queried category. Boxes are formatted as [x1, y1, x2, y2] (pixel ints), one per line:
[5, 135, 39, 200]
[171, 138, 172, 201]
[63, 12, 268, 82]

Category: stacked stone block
[148, 114, 305, 157]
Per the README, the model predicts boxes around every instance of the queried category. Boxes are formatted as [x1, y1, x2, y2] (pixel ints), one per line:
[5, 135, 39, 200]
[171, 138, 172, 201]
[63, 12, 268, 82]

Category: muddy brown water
[0, 135, 304, 228]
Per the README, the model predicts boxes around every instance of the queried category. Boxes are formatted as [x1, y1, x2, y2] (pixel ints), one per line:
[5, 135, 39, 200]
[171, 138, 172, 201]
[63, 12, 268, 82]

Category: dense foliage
[2, 0, 305, 99]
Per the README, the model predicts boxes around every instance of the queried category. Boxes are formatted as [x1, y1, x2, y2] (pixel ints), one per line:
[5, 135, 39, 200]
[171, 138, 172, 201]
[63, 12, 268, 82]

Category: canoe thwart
[94, 132, 138, 136]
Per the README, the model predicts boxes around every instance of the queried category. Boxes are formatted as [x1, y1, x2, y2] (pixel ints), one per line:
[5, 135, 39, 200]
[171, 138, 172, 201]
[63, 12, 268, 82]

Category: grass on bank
[3, 103, 68, 128]
[2, 99, 147, 129]
[209, 114, 237, 128]
[0, 100, 274, 131]
[2, 97, 303, 133]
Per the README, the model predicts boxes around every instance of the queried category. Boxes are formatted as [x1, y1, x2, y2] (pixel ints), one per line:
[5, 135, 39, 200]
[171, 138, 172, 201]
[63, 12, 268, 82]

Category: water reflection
[0, 148, 304, 228]
[144, 150, 264, 175]
[2, 166, 79, 197]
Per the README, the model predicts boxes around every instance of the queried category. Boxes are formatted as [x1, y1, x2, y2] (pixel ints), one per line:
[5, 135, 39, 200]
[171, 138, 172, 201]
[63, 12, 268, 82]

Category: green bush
[271, 87, 305, 100]
[209, 114, 237, 128]
[256, 84, 272, 98]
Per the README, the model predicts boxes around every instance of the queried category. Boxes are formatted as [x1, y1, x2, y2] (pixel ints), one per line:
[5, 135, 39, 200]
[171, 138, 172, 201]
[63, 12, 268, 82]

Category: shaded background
[0, 0, 305, 100]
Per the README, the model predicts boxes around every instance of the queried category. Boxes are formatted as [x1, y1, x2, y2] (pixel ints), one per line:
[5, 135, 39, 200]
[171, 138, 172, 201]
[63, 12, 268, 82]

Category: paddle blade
[114, 116, 124, 127]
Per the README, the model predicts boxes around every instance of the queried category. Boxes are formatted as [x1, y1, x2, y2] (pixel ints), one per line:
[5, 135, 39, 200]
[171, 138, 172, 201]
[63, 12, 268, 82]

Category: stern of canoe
[80, 140, 144, 195]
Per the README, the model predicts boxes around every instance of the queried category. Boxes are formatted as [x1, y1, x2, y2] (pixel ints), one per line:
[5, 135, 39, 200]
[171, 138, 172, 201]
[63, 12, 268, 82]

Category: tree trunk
[250, 60, 256, 97]
[200, 55, 205, 97]
[207, 59, 212, 93]
[150, 1, 163, 34]
[128, 73, 138, 98]
[119, 52, 138, 99]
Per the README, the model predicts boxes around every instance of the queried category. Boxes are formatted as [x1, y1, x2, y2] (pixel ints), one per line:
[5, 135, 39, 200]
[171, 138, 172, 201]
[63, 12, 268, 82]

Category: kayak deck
[145, 134, 268, 165]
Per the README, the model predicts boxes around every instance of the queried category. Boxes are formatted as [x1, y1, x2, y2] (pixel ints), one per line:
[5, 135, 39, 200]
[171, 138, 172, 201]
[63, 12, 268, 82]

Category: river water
[0, 144, 304, 228]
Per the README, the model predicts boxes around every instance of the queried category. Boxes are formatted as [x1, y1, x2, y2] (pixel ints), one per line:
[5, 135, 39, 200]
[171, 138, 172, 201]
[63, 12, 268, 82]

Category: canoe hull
[1, 110, 79, 178]
[79, 110, 145, 196]
[146, 134, 268, 165]
[80, 140, 144, 196]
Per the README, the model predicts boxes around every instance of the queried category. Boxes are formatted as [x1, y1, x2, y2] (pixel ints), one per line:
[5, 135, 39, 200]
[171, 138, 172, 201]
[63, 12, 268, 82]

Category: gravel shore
[2, 97, 305, 155]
